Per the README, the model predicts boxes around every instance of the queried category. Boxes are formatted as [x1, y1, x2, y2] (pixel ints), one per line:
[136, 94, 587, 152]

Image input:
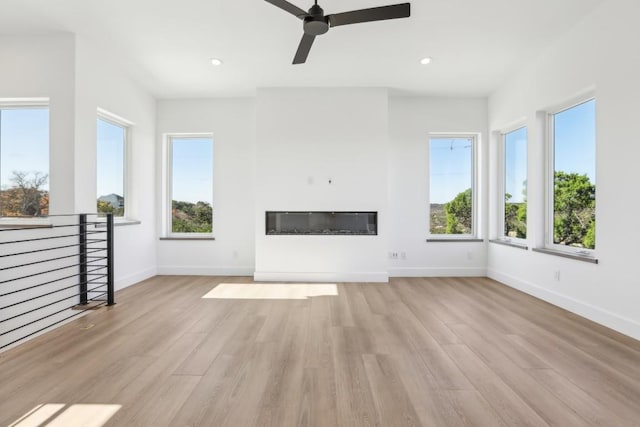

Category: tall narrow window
[96, 117, 126, 216]
[168, 135, 213, 235]
[502, 127, 527, 240]
[0, 105, 49, 217]
[548, 98, 596, 250]
[429, 135, 476, 237]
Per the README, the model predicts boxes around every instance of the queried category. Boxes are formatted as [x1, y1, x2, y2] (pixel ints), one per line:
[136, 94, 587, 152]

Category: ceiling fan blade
[264, 0, 308, 19]
[293, 33, 316, 64]
[328, 3, 410, 27]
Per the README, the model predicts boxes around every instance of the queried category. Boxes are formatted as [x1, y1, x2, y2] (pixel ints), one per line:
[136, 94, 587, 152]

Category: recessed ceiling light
[210, 58, 223, 66]
[420, 57, 433, 65]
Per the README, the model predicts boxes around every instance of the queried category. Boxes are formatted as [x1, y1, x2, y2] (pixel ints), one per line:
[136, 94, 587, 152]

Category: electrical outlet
[389, 252, 399, 259]
[400, 251, 406, 260]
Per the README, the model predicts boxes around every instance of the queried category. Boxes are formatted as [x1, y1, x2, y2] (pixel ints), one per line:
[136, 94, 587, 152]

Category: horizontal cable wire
[0, 258, 106, 286]
[0, 301, 107, 350]
[0, 267, 107, 296]
[0, 232, 105, 246]
[0, 283, 109, 324]
[0, 242, 90, 258]
[1, 275, 108, 309]
[0, 248, 105, 272]
[1, 297, 104, 336]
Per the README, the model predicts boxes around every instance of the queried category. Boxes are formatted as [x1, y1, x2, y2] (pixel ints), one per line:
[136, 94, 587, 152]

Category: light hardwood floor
[1, 276, 640, 426]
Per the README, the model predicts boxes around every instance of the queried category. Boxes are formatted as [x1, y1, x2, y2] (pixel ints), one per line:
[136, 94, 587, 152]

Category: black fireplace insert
[266, 211, 377, 235]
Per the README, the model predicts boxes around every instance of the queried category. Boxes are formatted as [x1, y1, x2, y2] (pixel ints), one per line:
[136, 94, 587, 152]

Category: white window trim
[96, 108, 134, 222]
[0, 98, 49, 108]
[0, 99, 50, 225]
[498, 123, 527, 245]
[544, 92, 596, 256]
[427, 132, 479, 240]
[163, 133, 214, 239]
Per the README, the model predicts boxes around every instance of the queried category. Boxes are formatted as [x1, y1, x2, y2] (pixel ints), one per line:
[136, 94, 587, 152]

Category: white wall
[74, 36, 158, 289]
[156, 98, 256, 275]
[254, 88, 389, 282]
[0, 35, 76, 350]
[388, 97, 489, 277]
[0, 34, 156, 350]
[488, 0, 640, 339]
[155, 92, 490, 281]
[0, 34, 76, 214]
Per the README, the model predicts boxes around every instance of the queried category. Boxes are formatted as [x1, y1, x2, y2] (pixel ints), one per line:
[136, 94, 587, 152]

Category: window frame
[164, 133, 214, 239]
[544, 94, 596, 255]
[427, 133, 479, 240]
[0, 98, 50, 223]
[498, 124, 528, 244]
[96, 109, 131, 219]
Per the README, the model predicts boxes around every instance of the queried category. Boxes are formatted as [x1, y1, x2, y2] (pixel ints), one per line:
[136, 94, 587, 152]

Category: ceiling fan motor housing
[303, 4, 329, 35]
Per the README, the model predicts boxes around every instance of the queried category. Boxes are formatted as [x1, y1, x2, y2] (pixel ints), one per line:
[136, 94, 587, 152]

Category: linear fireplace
[266, 211, 377, 235]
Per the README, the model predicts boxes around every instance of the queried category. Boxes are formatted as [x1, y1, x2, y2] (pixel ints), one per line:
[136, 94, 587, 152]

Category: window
[547, 98, 596, 251]
[167, 135, 213, 235]
[96, 116, 127, 217]
[0, 104, 49, 217]
[429, 135, 476, 237]
[501, 126, 527, 240]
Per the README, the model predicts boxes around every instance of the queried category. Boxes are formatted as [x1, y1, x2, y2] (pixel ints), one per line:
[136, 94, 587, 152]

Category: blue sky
[505, 127, 527, 203]
[171, 137, 213, 204]
[554, 99, 596, 182]
[429, 137, 473, 203]
[97, 124, 214, 204]
[1, 111, 213, 205]
[430, 99, 595, 204]
[0, 108, 49, 190]
[97, 118, 125, 198]
[1, 102, 593, 208]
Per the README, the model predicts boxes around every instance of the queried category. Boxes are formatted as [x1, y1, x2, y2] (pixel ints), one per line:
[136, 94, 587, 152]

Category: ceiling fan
[264, 0, 411, 64]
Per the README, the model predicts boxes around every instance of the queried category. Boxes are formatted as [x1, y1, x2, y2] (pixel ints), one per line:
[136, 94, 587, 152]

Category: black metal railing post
[79, 213, 88, 305]
[1, 213, 115, 350]
[106, 213, 115, 306]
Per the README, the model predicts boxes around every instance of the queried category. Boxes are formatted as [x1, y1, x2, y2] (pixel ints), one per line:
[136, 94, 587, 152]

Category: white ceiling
[0, 0, 604, 99]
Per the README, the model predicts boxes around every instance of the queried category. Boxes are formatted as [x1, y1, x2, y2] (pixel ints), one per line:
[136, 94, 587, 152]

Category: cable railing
[0, 213, 114, 351]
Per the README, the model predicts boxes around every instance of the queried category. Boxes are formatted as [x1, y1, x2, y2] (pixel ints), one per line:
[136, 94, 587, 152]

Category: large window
[547, 98, 596, 251]
[502, 126, 527, 240]
[96, 116, 127, 217]
[0, 105, 49, 217]
[429, 135, 476, 237]
[168, 135, 213, 235]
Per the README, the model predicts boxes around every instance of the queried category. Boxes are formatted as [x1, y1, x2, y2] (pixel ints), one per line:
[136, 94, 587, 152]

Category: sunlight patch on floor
[9, 404, 65, 427]
[10, 403, 121, 427]
[202, 283, 339, 300]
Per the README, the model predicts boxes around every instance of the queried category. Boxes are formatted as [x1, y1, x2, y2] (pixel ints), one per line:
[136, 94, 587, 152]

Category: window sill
[532, 247, 598, 264]
[426, 238, 484, 243]
[95, 218, 141, 227]
[159, 237, 216, 241]
[489, 239, 528, 250]
[0, 218, 52, 229]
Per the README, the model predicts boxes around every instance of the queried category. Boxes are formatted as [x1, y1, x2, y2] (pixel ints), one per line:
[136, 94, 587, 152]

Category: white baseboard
[253, 271, 389, 283]
[115, 266, 157, 291]
[487, 268, 640, 341]
[157, 266, 254, 276]
[389, 267, 487, 277]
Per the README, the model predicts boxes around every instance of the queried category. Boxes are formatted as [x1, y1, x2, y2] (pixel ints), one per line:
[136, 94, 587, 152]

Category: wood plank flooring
[1, 276, 640, 426]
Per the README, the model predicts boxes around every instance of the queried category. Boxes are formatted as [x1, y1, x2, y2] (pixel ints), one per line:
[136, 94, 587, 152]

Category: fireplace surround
[266, 211, 377, 235]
